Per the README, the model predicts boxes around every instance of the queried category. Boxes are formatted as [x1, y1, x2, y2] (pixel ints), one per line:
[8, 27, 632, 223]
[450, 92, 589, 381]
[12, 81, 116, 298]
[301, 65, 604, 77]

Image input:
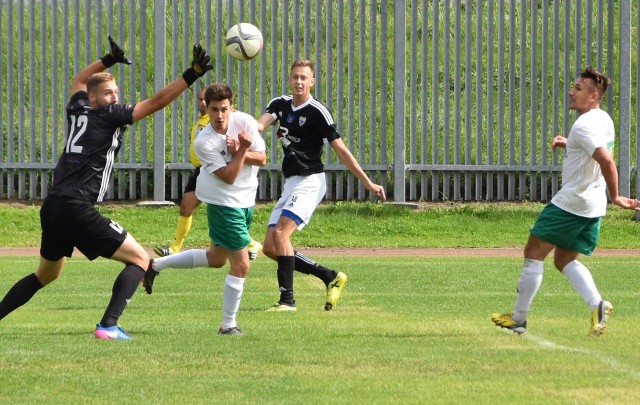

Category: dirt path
[1, 247, 639, 257]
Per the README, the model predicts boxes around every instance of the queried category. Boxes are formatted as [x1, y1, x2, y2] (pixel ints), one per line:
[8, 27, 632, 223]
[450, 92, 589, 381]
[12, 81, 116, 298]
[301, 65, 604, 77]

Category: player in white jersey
[491, 67, 640, 336]
[144, 84, 266, 335]
[256, 59, 386, 312]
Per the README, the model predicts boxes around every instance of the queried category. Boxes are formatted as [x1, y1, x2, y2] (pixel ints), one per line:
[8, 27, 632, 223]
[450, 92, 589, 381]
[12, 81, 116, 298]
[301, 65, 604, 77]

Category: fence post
[153, 0, 167, 201]
[393, 0, 406, 202]
[618, 0, 631, 197]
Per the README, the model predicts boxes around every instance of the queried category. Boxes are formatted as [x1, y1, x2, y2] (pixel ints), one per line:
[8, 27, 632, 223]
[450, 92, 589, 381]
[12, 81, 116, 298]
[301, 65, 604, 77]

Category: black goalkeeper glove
[182, 44, 213, 86]
[101, 35, 132, 68]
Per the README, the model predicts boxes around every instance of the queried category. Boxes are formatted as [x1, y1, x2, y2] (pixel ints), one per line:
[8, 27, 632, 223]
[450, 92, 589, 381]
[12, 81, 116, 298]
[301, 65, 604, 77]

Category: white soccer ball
[225, 23, 263, 61]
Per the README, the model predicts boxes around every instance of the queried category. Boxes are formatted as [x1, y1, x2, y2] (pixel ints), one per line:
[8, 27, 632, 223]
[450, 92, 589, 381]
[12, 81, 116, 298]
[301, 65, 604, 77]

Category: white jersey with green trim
[551, 108, 615, 218]
[194, 111, 265, 208]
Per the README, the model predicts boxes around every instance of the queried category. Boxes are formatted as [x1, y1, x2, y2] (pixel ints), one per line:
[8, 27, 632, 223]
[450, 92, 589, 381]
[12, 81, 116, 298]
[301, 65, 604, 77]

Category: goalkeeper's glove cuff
[101, 53, 117, 68]
[182, 68, 200, 87]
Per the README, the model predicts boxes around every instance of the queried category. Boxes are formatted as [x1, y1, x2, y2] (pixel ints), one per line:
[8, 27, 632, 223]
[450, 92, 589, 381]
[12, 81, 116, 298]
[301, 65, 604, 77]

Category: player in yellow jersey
[154, 87, 262, 260]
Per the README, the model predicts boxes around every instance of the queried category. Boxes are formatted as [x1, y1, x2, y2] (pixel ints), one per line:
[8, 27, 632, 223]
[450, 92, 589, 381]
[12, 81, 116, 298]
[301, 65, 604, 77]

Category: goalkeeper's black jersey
[50, 91, 135, 203]
[264, 95, 341, 178]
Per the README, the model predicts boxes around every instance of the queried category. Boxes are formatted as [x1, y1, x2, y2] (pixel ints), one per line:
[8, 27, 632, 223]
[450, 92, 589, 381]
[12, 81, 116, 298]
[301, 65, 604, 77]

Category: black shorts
[184, 167, 201, 194]
[40, 195, 128, 261]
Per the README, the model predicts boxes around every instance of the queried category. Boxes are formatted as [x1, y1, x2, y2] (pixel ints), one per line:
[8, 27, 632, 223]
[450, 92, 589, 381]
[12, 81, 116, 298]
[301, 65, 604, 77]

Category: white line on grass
[503, 329, 640, 379]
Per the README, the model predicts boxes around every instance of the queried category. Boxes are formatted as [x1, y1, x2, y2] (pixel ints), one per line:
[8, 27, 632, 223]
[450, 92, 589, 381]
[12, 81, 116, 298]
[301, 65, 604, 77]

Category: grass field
[1, 253, 640, 404]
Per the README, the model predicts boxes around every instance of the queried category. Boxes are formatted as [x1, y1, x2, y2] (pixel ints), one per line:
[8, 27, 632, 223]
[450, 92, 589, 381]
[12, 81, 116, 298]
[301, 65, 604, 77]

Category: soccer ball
[225, 23, 263, 61]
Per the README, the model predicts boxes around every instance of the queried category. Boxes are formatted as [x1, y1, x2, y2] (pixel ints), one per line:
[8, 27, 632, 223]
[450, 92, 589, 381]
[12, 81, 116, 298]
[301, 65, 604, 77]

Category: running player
[0, 36, 212, 340]
[491, 66, 640, 336]
[143, 83, 266, 335]
[153, 87, 263, 260]
[256, 59, 386, 312]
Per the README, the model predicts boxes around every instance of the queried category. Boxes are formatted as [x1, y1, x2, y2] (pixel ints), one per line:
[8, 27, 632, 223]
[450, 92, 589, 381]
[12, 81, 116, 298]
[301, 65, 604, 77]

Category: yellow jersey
[189, 114, 210, 168]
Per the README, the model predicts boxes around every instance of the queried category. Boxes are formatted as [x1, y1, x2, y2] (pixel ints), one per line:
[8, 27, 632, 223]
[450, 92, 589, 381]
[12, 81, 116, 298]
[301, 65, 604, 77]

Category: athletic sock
[99, 264, 145, 327]
[294, 251, 338, 286]
[221, 274, 245, 329]
[169, 215, 192, 253]
[276, 255, 295, 306]
[153, 249, 209, 271]
[513, 258, 544, 323]
[0, 273, 43, 321]
[562, 260, 602, 310]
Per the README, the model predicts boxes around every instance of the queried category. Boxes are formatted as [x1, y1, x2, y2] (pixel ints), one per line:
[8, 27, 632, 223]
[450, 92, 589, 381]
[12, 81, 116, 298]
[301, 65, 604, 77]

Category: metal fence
[1, 0, 638, 203]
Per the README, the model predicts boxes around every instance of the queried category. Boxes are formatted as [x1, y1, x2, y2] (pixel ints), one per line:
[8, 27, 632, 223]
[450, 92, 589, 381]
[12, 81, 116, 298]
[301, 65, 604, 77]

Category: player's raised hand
[101, 35, 132, 68]
[183, 44, 213, 86]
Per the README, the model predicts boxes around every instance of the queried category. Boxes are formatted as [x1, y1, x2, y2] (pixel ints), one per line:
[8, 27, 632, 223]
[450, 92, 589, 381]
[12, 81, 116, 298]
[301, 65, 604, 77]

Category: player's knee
[262, 241, 277, 259]
[179, 205, 194, 217]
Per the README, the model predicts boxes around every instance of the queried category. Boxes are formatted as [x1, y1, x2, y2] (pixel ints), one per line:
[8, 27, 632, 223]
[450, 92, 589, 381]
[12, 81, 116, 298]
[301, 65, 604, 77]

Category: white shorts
[268, 173, 326, 230]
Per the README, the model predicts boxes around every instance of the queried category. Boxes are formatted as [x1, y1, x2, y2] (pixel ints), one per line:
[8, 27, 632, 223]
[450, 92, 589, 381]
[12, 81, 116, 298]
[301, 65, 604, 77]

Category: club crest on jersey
[299, 116, 307, 126]
[286, 114, 295, 124]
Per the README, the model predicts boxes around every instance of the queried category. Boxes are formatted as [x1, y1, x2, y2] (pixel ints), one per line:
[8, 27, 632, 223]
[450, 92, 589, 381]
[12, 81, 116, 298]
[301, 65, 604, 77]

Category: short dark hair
[87, 72, 115, 94]
[579, 66, 611, 97]
[290, 59, 314, 75]
[204, 83, 234, 105]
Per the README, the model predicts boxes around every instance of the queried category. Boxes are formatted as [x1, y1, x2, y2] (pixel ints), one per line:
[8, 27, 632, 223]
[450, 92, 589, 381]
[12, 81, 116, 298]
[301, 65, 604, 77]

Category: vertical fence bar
[430, 2, 440, 201]
[323, 0, 333, 200]
[139, 0, 149, 199]
[18, 0, 25, 199]
[485, 0, 494, 200]
[357, 0, 366, 199]
[452, 2, 461, 200]
[346, 0, 355, 199]
[636, 3, 640, 200]
[618, 0, 631, 196]
[153, 0, 166, 201]
[442, 1, 451, 200]
[40, 0, 48, 198]
[507, 0, 516, 200]
[636, 4, 640, 199]
[562, 1, 571, 139]
[529, 0, 538, 200]
[420, 0, 429, 200]
[474, 0, 483, 200]
[596, 0, 604, 71]
[585, 0, 593, 67]
[379, 0, 389, 195]
[551, 0, 560, 195]
[409, 0, 417, 200]
[0, 0, 4, 197]
[28, 0, 36, 199]
[464, 1, 472, 200]
[606, 0, 614, 113]
[7, 0, 14, 199]
[518, 0, 527, 200]
[540, 0, 549, 201]
[497, 0, 505, 200]
[392, 0, 406, 202]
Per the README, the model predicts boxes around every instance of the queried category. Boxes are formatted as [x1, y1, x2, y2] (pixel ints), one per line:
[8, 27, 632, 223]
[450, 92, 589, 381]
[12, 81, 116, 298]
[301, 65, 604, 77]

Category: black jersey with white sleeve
[50, 91, 135, 203]
[265, 95, 340, 178]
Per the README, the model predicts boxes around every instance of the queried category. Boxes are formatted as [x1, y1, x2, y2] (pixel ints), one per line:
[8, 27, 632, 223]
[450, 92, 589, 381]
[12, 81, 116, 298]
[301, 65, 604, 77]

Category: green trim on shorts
[530, 203, 601, 255]
[206, 204, 253, 251]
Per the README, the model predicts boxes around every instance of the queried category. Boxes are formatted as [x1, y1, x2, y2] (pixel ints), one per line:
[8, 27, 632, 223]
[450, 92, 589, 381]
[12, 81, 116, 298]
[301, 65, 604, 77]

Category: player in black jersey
[257, 59, 386, 312]
[0, 36, 212, 340]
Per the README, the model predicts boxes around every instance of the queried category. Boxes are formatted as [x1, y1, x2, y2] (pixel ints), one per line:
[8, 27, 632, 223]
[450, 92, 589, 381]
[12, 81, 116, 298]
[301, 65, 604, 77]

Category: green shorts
[529, 203, 602, 256]
[206, 204, 253, 251]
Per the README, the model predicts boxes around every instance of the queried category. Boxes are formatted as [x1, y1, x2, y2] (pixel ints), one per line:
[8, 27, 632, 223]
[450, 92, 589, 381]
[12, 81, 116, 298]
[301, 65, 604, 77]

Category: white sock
[562, 260, 602, 310]
[513, 258, 544, 323]
[153, 249, 209, 271]
[221, 274, 245, 329]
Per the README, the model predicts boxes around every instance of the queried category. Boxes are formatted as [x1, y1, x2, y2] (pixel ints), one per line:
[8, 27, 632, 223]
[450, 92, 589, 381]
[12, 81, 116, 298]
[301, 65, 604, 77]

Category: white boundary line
[501, 328, 640, 379]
